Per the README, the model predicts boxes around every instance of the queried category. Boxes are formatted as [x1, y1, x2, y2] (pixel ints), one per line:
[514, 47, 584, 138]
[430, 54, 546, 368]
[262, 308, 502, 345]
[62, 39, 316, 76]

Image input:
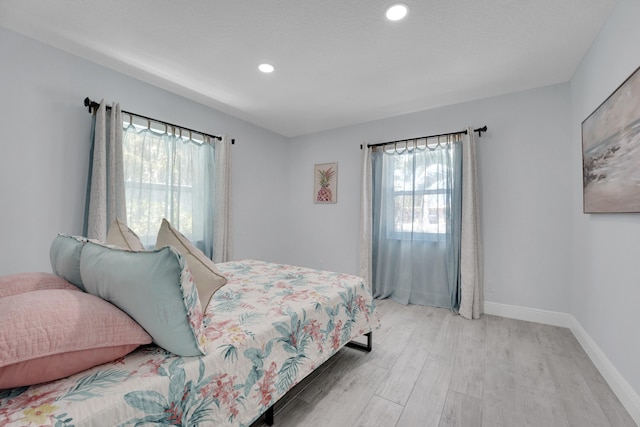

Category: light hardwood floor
[253, 298, 637, 427]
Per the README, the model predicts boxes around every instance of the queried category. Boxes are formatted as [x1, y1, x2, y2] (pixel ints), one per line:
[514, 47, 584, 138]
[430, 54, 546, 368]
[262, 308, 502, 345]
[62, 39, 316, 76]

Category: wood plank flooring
[252, 299, 636, 427]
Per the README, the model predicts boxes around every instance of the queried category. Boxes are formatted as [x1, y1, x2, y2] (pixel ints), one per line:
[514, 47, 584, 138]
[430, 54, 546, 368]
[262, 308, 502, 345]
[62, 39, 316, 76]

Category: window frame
[386, 148, 452, 242]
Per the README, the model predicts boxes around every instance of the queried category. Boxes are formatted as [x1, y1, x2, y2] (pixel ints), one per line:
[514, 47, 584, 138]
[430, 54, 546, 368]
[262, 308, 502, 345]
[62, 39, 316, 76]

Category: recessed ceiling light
[259, 63, 274, 73]
[386, 3, 408, 21]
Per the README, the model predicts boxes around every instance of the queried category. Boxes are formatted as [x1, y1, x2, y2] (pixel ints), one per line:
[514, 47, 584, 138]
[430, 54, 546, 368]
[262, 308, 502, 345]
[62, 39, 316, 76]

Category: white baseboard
[568, 316, 640, 424]
[484, 301, 640, 425]
[483, 301, 571, 327]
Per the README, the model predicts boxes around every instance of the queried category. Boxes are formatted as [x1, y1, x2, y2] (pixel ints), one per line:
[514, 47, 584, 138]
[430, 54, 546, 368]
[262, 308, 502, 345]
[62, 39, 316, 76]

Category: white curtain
[213, 135, 232, 263]
[459, 127, 483, 319]
[358, 146, 373, 289]
[122, 124, 214, 255]
[84, 101, 125, 241]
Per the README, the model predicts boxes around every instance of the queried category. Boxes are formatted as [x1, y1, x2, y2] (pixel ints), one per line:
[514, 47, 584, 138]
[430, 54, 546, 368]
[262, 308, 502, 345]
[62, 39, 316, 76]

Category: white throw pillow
[106, 218, 145, 251]
[155, 218, 227, 312]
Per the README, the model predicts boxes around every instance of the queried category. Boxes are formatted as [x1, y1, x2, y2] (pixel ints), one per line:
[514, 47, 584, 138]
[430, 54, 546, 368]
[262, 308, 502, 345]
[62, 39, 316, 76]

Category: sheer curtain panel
[370, 137, 462, 308]
[122, 124, 216, 257]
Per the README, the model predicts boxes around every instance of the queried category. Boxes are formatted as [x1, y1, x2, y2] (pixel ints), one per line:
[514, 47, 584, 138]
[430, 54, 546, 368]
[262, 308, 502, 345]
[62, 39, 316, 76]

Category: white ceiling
[0, 0, 617, 137]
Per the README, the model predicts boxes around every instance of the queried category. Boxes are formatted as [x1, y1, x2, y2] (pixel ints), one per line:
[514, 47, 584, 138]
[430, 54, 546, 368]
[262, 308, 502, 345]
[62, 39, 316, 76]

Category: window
[370, 135, 463, 307]
[387, 143, 454, 240]
[121, 118, 215, 252]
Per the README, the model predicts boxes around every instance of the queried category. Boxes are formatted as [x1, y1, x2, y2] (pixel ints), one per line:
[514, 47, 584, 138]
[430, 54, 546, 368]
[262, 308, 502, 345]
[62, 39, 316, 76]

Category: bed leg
[265, 405, 274, 426]
[345, 332, 372, 352]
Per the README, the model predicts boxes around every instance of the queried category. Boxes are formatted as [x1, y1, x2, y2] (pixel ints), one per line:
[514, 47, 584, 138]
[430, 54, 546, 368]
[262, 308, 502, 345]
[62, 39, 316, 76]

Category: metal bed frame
[262, 332, 373, 426]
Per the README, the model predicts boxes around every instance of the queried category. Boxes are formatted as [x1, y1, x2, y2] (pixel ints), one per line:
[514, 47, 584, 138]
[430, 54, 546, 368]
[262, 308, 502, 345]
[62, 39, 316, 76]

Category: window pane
[390, 146, 451, 237]
[122, 126, 200, 246]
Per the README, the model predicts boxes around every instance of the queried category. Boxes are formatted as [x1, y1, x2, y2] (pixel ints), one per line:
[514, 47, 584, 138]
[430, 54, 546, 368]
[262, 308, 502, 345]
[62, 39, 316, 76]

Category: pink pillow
[0, 272, 77, 298]
[0, 289, 152, 389]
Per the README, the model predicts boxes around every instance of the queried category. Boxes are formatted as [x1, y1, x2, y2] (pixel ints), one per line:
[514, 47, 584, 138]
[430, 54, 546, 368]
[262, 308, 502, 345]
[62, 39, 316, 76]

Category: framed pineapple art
[314, 162, 338, 204]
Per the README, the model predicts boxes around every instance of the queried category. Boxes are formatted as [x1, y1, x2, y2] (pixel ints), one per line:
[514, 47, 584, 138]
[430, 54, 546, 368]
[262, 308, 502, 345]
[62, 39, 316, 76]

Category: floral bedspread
[0, 260, 380, 427]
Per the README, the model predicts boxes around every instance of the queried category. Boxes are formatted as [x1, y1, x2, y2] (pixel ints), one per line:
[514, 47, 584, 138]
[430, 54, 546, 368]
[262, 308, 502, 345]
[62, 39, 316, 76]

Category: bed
[0, 259, 380, 427]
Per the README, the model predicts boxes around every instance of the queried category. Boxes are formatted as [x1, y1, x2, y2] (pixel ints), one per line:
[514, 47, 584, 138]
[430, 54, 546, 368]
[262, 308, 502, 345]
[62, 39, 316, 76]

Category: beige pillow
[155, 219, 227, 312]
[106, 218, 145, 251]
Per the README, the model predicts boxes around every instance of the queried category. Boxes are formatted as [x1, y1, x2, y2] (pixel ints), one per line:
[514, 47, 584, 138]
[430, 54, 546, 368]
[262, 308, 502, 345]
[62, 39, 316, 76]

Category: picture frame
[582, 65, 640, 213]
[314, 162, 338, 204]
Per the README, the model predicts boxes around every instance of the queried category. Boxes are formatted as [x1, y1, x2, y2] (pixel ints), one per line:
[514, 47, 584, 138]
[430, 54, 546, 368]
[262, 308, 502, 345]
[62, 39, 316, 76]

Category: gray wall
[0, 26, 291, 274]
[288, 84, 573, 313]
[570, 0, 640, 401]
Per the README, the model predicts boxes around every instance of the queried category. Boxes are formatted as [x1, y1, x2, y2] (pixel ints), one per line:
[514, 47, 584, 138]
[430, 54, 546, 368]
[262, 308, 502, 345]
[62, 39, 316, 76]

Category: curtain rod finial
[83, 97, 92, 112]
[84, 97, 100, 114]
[474, 125, 487, 137]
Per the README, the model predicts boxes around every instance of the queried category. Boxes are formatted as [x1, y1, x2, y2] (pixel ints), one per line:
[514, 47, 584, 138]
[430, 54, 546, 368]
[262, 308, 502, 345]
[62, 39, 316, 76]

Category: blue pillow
[49, 234, 87, 291]
[79, 241, 206, 357]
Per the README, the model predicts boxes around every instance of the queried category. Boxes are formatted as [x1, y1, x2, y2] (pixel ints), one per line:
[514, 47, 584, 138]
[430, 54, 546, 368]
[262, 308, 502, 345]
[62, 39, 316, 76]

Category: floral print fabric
[0, 260, 380, 427]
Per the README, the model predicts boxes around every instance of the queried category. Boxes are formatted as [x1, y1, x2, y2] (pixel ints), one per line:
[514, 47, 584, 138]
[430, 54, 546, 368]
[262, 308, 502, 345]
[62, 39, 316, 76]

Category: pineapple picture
[314, 163, 337, 203]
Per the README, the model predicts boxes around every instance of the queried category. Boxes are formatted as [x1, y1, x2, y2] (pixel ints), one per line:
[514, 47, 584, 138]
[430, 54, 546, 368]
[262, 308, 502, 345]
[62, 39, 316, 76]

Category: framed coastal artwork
[314, 163, 337, 204]
[582, 65, 640, 213]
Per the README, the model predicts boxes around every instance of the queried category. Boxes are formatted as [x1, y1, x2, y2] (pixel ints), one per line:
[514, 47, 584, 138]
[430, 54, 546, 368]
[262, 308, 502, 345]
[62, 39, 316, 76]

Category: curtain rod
[360, 126, 487, 150]
[83, 97, 234, 144]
